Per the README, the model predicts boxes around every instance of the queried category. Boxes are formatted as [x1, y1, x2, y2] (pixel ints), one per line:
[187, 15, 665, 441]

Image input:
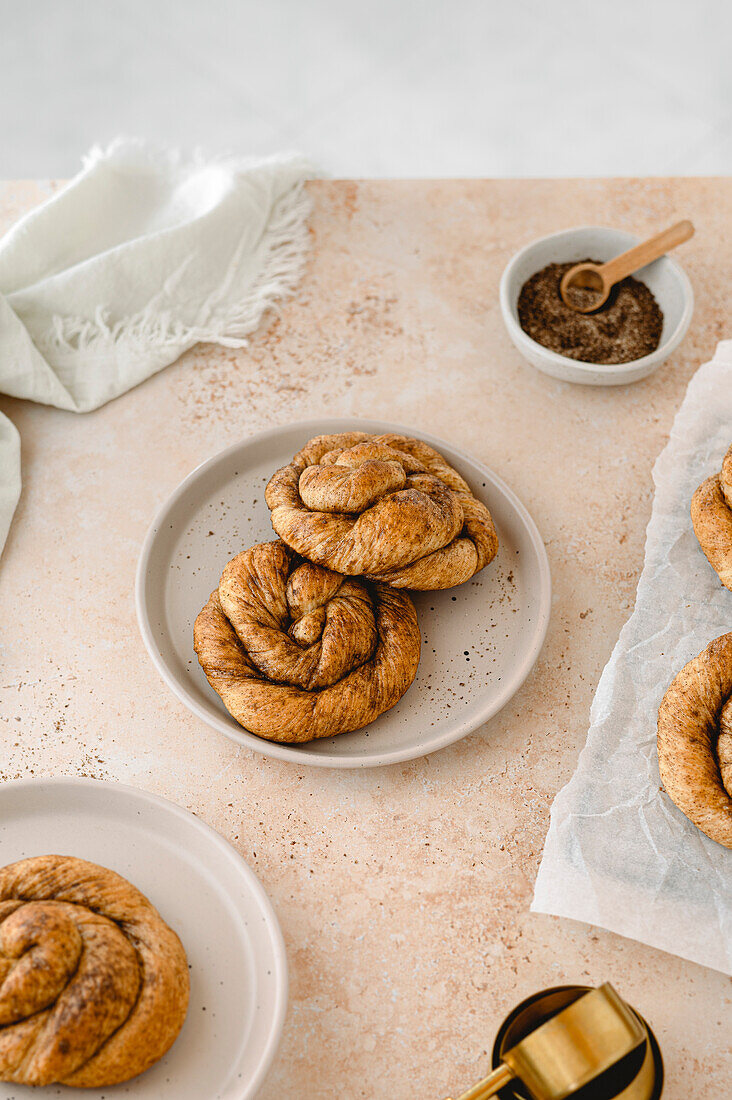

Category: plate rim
[0, 775, 289, 1100]
[135, 417, 552, 768]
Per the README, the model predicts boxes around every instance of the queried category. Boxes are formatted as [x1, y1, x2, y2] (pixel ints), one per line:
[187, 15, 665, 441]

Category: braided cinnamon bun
[691, 443, 732, 591]
[0, 855, 189, 1087]
[657, 632, 732, 848]
[265, 432, 498, 590]
[194, 540, 420, 742]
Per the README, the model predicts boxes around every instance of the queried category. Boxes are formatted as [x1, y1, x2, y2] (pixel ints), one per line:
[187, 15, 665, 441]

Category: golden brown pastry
[265, 432, 498, 589]
[657, 633, 732, 848]
[691, 443, 732, 591]
[0, 855, 189, 1087]
[194, 540, 420, 741]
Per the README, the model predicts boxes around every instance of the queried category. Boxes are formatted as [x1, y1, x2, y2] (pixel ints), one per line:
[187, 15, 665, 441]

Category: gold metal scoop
[446, 984, 646, 1100]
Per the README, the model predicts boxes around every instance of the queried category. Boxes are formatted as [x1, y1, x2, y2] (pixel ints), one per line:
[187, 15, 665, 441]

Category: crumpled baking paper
[532, 340, 732, 975]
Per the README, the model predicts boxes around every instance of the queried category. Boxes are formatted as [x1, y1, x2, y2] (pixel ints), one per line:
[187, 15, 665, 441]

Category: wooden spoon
[559, 220, 694, 313]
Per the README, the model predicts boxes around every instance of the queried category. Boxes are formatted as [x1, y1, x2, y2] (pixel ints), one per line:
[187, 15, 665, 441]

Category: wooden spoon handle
[599, 219, 694, 285]
[445, 1062, 514, 1100]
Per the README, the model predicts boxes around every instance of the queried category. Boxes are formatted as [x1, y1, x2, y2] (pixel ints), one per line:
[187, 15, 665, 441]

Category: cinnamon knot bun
[0, 855, 189, 1087]
[691, 443, 732, 591]
[193, 540, 420, 742]
[265, 432, 498, 589]
[657, 632, 732, 848]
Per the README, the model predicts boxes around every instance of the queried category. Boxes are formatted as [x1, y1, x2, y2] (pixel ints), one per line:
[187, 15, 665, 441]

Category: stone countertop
[0, 179, 729, 1098]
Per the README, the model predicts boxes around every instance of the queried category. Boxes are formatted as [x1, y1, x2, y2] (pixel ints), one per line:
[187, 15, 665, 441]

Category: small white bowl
[499, 226, 694, 386]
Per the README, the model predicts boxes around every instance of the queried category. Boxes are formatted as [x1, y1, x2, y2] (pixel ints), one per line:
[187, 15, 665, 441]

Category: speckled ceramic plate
[0, 778, 287, 1100]
[136, 418, 551, 768]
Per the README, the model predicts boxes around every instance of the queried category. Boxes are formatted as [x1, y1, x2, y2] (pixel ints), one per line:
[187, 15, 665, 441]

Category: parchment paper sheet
[532, 340, 732, 974]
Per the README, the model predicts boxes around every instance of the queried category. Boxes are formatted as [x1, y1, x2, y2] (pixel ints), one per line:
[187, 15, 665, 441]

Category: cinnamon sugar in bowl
[500, 226, 693, 386]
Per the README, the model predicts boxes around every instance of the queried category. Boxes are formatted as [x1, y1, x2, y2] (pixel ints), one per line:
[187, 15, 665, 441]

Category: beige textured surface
[0, 179, 730, 1098]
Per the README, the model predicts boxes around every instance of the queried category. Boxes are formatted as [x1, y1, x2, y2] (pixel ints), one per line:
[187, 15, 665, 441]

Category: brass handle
[445, 1062, 514, 1100]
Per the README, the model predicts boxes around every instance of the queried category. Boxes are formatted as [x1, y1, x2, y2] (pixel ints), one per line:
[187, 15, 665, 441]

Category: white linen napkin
[0, 140, 312, 555]
[532, 340, 732, 975]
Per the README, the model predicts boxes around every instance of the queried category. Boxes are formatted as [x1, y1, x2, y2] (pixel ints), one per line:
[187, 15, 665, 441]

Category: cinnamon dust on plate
[517, 260, 663, 365]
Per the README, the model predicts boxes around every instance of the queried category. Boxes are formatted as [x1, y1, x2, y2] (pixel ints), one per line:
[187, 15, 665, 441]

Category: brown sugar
[517, 260, 663, 364]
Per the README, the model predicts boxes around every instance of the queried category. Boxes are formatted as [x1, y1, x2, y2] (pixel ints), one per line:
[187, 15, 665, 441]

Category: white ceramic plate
[0, 778, 287, 1100]
[136, 418, 551, 768]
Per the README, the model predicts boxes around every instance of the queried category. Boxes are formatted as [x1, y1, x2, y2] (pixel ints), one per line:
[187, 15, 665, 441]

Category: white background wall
[2, 0, 730, 178]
